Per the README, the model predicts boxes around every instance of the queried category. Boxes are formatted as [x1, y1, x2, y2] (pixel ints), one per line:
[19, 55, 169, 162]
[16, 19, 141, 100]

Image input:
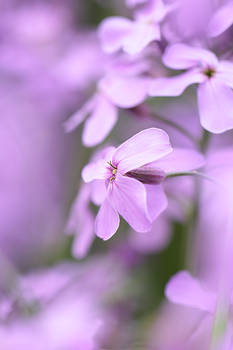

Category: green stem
[210, 302, 229, 350]
[200, 129, 211, 152]
[166, 171, 218, 184]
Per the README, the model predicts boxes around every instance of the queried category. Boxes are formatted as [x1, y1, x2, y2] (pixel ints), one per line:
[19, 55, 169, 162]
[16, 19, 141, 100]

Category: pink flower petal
[95, 198, 120, 240]
[135, 0, 171, 23]
[113, 128, 172, 174]
[99, 75, 150, 108]
[82, 146, 116, 183]
[82, 160, 107, 183]
[163, 44, 218, 69]
[66, 186, 89, 233]
[151, 148, 205, 174]
[110, 174, 152, 232]
[66, 185, 95, 259]
[97, 146, 116, 162]
[82, 94, 118, 147]
[197, 79, 233, 133]
[218, 61, 233, 89]
[90, 180, 106, 206]
[64, 96, 96, 132]
[129, 214, 171, 254]
[165, 271, 216, 313]
[71, 215, 95, 259]
[208, 2, 233, 37]
[145, 184, 167, 221]
[98, 16, 133, 53]
[122, 22, 160, 55]
[149, 70, 204, 96]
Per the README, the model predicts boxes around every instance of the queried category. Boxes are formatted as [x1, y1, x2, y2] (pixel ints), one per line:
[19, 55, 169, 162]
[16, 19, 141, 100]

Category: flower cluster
[1, 0, 233, 349]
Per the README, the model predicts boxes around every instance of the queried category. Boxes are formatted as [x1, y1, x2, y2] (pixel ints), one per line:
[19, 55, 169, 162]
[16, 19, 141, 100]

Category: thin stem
[210, 302, 230, 350]
[166, 170, 219, 185]
[200, 129, 211, 152]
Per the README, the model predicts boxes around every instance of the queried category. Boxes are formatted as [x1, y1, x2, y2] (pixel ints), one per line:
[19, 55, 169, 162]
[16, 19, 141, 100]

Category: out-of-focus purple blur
[0, 0, 105, 266]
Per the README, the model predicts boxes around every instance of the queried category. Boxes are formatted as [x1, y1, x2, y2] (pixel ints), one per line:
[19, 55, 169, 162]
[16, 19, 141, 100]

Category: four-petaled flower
[64, 57, 151, 147]
[149, 44, 233, 133]
[98, 0, 175, 55]
[81, 128, 204, 240]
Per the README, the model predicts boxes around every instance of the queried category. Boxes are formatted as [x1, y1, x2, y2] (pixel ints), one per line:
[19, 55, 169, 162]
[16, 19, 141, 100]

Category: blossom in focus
[82, 128, 171, 239]
[98, 0, 174, 55]
[150, 44, 233, 133]
[67, 148, 201, 258]
[81, 128, 204, 240]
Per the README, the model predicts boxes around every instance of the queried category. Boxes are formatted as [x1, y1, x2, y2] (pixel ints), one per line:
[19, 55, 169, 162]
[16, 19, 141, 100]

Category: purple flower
[64, 62, 151, 147]
[162, 0, 215, 43]
[64, 92, 118, 147]
[67, 147, 203, 256]
[208, 1, 233, 38]
[165, 271, 216, 313]
[66, 184, 95, 259]
[81, 128, 204, 240]
[127, 171, 197, 255]
[165, 271, 233, 349]
[82, 128, 171, 239]
[149, 44, 233, 133]
[98, 0, 173, 55]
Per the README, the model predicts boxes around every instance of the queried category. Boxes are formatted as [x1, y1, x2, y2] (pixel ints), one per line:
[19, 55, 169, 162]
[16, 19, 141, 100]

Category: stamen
[110, 175, 116, 183]
[107, 160, 117, 184]
[107, 161, 117, 169]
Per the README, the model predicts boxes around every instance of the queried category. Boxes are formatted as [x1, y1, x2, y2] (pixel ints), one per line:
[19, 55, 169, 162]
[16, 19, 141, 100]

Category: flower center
[107, 161, 117, 183]
[203, 66, 216, 79]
